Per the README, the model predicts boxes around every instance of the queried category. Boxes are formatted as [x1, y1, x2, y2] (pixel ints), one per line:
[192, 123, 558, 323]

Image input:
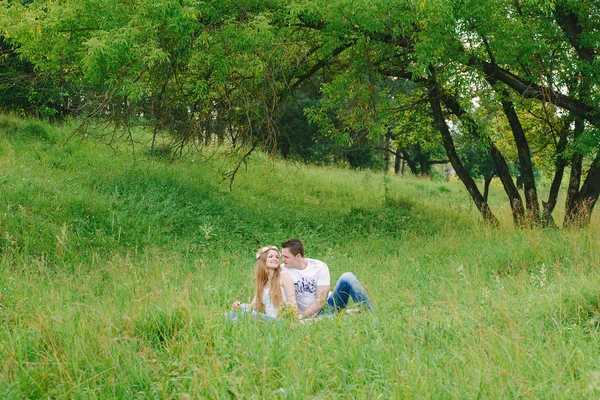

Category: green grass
[2, 113, 600, 398]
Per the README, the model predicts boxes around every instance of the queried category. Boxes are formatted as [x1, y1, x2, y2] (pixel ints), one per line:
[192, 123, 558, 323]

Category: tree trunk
[394, 146, 402, 174]
[427, 76, 499, 226]
[441, 93, 526, 226]
[400, 149, 419, 175]
[555, 5, 595, 65]
[489, 145, 526, 226]
[565, 150, 600, 228]
[541, 118, 571, 227]
[565, 153, 584, 224]
[572, 153, 600, 226]
[564, 118, 584, 227]
[542, 166, 565, 228]
[502, 99, 540, 224]
[483, 173, 496, 203]
[384, 134, 392, 173]
[416, 145, 431, 176]
[486, 75, 541, 225]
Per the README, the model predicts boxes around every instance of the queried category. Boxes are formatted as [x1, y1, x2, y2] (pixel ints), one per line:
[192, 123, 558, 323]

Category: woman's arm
[280, 272, 297, 307]
[231, 295, 257, 310]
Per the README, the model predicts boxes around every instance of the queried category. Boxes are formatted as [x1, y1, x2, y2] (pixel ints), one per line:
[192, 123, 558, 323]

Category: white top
[281, 258, 330, 311]
[262, 286, 288, 318]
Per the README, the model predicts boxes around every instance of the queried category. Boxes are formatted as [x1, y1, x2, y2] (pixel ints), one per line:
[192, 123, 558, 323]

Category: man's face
[281, 248, 300, 268]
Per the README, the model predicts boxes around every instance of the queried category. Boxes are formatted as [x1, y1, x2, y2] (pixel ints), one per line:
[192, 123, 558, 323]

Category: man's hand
[301, 285, 330, 317]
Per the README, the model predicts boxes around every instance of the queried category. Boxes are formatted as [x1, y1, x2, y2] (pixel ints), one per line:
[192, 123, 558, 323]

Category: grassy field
[1, 114, 600, 398]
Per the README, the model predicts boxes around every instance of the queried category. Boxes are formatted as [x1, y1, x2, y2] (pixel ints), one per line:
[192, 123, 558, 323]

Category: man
[281, 238, 374, 319]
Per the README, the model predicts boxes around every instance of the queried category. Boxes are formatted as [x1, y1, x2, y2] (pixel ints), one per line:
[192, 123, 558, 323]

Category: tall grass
[1, 114, 600, 398]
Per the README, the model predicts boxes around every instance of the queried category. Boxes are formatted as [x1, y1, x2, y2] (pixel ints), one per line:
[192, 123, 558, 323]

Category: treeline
[1, 0, 598, 227]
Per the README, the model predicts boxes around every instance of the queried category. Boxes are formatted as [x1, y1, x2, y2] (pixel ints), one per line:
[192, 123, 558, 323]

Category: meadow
[1, 114, 600, 398]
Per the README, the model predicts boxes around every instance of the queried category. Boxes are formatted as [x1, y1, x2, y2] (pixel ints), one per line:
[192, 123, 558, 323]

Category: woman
[230, 246, 297, 320]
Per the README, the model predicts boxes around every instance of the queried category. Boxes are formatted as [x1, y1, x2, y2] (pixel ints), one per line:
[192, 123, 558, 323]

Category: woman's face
[265, 249, 280, 269]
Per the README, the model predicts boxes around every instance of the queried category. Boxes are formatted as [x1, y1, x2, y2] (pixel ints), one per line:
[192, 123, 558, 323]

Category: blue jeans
[323, 272, 374, 314]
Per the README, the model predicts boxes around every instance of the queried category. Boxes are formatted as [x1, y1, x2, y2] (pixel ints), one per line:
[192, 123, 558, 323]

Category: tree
[0, 35, 76, 118]
[277, 78, 388, 170]
[456, 137, 497, 202]
[2, 0, 599, 226]
[291, 0, 599, 227]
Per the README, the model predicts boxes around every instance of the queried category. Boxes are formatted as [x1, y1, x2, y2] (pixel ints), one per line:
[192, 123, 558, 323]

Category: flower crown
[256, 246, 279, 260]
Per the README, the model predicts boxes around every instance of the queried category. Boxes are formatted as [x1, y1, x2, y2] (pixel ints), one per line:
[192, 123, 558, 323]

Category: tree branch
[470, 58, 600, 127]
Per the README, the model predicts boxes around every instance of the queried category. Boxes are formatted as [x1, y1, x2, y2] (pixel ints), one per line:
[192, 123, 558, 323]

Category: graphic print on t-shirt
[294, 277, 317, 295]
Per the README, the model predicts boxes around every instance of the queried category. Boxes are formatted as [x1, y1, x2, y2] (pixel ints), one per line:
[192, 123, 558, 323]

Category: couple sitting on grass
[230, 238, 373, 321]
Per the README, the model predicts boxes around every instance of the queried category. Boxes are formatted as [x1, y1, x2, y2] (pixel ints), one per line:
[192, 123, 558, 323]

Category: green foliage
[0, 36, 73, 118]
[1, 0, 309, 149]
[455, 134, 496, 179]
[276, 80, 385, 169]
[306, 65, 391, 142]
[3, 0, 599, 220]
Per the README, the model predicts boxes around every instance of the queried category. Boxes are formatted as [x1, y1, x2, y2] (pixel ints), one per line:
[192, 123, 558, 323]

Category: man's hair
[281, 238, 304, 257]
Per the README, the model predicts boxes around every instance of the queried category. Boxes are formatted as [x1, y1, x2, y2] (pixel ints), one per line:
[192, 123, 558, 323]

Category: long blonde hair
[253, 247, 283, 314]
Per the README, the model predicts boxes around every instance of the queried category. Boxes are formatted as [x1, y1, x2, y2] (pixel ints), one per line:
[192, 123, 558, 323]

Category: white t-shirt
[282, 258, 330, 311]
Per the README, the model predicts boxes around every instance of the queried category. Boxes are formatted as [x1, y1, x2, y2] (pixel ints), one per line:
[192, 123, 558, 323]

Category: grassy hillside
[2, 114, 600, 398]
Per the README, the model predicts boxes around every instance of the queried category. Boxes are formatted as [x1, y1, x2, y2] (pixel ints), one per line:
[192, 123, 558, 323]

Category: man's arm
[300, 284, 330, 318]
